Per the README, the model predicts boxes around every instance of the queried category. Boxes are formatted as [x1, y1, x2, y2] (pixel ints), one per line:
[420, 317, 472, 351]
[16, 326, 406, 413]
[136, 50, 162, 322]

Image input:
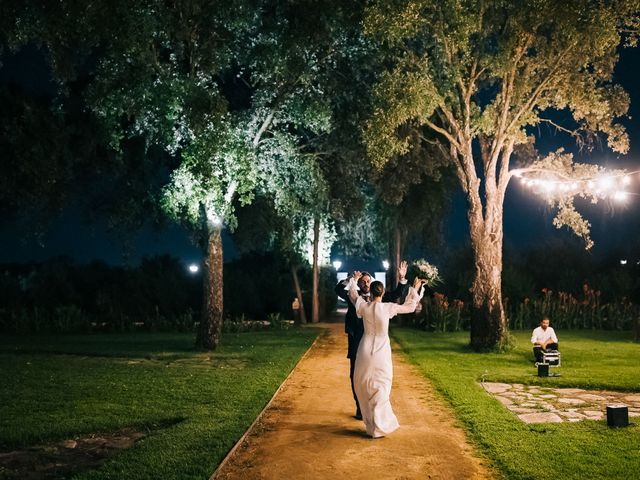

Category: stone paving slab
[481, 382, 640, 424]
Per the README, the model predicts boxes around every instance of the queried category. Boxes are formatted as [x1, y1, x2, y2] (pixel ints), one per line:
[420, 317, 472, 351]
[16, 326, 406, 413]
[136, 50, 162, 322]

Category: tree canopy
[362, 0, 639, 349]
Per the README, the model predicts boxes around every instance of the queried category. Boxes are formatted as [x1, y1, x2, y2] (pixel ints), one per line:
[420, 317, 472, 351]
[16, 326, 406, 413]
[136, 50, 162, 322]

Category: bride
[347, 271, 424, 438]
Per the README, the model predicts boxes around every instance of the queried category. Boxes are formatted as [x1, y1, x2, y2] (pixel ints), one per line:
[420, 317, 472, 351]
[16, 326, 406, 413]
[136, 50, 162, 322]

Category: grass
[393, 329, 640, 480]
[0, 328, 320, 480]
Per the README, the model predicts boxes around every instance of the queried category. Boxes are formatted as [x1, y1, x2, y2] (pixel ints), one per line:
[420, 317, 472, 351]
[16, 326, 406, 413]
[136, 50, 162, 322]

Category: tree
[372, 128, 455, 285]
[5, 0, 363, 344]
[249, 0, 375, 323]
[363, 0, 639, 350]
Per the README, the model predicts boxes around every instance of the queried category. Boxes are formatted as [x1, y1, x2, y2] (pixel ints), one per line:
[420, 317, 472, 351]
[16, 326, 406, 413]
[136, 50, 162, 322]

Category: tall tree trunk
[196, 225, 223, 350]
[392, 224, 402, 286]
[468, 206, 508, 350]
[311, 217, 320, 323]
[291, 264, 307, 325]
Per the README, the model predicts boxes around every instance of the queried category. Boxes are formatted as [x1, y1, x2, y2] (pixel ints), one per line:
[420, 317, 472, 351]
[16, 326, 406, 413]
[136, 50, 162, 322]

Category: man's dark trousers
[533, 343, 559, 363]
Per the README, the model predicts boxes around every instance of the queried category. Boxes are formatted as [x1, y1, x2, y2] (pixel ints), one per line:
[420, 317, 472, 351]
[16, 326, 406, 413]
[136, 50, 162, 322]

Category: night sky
[0, 44, 639, 267]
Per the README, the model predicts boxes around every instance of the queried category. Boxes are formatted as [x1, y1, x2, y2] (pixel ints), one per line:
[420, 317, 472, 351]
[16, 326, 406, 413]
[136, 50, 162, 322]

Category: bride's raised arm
[347, 271, 367, 318]
[346, 271, 362, 301]
[390, 277, 425, 317]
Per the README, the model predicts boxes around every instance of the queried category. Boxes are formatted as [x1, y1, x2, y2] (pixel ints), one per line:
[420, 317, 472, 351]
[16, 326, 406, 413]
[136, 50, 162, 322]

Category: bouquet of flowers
[410, 259, 442, 287]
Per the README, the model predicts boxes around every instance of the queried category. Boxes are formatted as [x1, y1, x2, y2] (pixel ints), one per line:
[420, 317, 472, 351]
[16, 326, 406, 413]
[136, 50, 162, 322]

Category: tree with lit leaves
[363, 0, 639, 350]
[4, 0, 348, 347]
[134, 0, 357, 342]
[85, 1, 272, 350]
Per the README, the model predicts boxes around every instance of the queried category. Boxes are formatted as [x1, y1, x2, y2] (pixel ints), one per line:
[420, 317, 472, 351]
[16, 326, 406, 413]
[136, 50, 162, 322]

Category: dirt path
[213, 323, 492, 480]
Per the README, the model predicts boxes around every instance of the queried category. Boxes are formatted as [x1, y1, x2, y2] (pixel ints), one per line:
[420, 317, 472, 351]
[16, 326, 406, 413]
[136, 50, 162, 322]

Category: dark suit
[334, 278, 410, 414]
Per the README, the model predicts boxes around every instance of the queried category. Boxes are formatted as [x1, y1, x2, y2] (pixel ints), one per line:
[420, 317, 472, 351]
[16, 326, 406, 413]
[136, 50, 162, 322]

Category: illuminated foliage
[362, 0, 639, 349]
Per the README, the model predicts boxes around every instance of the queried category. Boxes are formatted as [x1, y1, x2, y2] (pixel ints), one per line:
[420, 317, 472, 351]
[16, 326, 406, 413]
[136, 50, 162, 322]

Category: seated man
[531, 317, 559, 363]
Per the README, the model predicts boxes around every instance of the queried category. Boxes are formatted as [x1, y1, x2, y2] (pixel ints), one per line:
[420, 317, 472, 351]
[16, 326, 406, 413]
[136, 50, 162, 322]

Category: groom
[334, 261, 410, 419]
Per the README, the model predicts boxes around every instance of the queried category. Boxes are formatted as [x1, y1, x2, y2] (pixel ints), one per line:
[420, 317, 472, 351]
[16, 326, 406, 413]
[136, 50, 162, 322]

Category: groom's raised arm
[382, 260, 409, 302]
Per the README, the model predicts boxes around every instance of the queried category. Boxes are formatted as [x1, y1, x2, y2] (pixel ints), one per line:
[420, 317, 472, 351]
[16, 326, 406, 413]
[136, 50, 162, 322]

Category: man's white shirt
[531, 326, 558, 345]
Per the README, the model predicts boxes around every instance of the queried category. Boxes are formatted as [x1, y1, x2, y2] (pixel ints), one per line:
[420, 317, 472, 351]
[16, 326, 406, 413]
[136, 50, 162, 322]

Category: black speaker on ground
[606, 404, 629, 427]
[537, 363, 549, 376]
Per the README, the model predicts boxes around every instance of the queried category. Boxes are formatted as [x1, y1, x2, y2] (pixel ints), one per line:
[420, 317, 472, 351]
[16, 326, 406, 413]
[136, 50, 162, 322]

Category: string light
[517, 169, 640, 202]
[597, 177, 614, 190]
[613, 191, 629, 202]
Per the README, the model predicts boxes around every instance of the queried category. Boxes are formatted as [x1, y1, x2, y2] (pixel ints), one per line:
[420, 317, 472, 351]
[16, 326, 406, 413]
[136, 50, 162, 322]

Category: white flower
[412, 259, 442, 286]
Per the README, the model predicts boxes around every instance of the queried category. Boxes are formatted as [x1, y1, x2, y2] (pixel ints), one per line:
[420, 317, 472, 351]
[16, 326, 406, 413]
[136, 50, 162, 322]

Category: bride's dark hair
[370, 281, 385, 298]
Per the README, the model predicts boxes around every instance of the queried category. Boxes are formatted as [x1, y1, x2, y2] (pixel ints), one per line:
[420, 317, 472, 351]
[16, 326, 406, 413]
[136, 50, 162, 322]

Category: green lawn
[0, 328, 320, 480]
[393, 329, 640, 480]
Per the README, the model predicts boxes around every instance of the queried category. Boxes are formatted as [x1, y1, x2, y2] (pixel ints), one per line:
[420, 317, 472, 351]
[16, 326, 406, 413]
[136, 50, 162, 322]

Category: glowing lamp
[613, 191, 629, 202]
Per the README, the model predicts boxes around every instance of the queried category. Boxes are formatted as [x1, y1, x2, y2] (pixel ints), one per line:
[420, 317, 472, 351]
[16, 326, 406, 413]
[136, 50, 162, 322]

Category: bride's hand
[352, 271, 362, 282]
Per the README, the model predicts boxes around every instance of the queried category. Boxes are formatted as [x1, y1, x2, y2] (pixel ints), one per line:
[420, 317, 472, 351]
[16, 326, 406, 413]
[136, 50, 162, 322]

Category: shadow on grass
[0, 328, 320, 359]
[0, 417, 186, 480]
[0, 333, 196, 358]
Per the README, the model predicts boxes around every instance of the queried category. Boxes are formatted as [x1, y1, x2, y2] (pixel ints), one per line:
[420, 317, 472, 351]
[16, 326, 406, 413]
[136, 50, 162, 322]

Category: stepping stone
[577, 394, 606, 402]
[510, 407, 538, 414]
[495, 396, 514, 406]
[554, 388, 585, 394]
[539, 394, 557, 399]
[527, 388, 541, 394]
[512, 384, 524, 390]
[624, 395, 640, 402]
[629, 412, 640, 418]
[559, 411, 586, 419]
[500, 392, 519, 397]
[483, 383, 512, 393]
[520, 403, 538, 407]
[583, 410, 603, 416]
[518, 412, 563, 423]
[558, 398, 586, 405]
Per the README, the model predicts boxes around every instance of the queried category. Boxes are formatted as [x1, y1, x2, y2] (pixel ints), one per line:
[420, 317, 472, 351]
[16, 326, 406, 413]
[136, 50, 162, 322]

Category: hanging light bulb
[613, 191, 629, 202]
[598, 177, 614, 190]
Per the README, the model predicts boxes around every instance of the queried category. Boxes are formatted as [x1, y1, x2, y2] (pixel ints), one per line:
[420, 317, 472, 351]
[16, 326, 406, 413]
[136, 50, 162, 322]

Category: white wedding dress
[347, 278, 422, 438]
